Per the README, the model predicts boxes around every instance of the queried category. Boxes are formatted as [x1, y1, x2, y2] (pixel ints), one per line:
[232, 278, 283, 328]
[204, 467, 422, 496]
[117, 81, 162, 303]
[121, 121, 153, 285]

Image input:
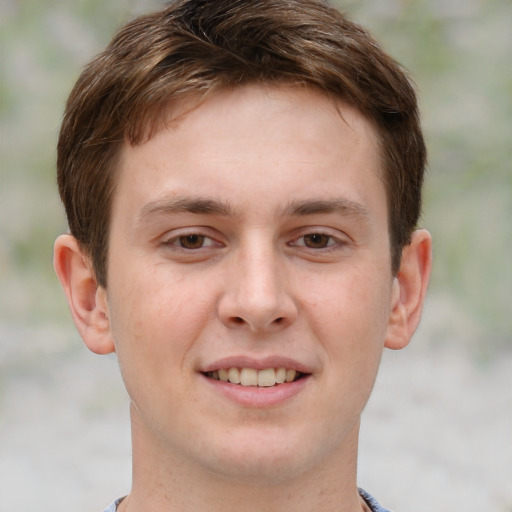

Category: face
[106, 84, 397, 483]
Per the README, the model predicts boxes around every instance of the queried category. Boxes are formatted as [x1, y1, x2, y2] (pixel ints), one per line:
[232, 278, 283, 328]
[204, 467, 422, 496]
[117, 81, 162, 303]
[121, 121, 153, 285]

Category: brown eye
[178, 234, 205, 249]
[303, 233, 332, 248]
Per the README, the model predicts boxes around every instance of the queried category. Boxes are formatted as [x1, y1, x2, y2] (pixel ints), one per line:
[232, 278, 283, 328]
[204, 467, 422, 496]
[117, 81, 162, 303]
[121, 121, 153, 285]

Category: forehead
[114, 84, 385, 221]
[132, 83, 381, 163]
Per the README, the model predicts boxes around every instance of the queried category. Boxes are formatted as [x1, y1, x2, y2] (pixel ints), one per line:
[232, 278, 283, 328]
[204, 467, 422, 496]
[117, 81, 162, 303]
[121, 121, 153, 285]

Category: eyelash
[290, 232, 337, 250]
[162, 229, 346, 253]
[163, 232, 222, 250]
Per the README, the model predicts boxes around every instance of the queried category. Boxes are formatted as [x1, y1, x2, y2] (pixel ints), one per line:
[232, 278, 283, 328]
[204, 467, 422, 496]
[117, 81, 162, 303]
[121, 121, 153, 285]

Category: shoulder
[359, 488, 393, 512]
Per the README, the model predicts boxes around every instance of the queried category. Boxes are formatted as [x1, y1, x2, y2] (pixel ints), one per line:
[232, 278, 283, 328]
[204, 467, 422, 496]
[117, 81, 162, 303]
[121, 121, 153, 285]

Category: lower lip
[201, 374, 310, 407]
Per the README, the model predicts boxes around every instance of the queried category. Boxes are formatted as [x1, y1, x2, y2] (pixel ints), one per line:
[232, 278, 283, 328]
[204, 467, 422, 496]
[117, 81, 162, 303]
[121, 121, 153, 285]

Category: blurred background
[0, 0, 510, 510]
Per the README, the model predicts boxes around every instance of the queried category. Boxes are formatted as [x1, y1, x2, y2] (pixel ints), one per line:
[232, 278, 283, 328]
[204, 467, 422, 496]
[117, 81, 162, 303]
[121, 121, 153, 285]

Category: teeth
[228, 367, 241, 384]
[208, 367, 301, 387]
[275, 367, 286, 384]
[257, 368, 276, 387]
[240, 368, 258, 386]
[285, 369, 297, 383]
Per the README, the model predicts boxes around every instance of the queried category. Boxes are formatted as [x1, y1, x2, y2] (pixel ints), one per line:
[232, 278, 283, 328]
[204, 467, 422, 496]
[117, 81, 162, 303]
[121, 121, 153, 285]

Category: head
[57, 0, 426, 289]
[54, 1, 432, 493]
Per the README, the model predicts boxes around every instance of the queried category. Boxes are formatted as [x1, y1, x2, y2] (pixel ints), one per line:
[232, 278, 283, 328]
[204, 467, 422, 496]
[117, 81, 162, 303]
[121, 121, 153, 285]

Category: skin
[54, 84, 432, 511]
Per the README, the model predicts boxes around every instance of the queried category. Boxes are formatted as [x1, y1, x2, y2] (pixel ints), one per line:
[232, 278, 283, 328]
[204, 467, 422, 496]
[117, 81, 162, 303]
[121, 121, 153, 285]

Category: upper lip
[200, 355, 313, 374]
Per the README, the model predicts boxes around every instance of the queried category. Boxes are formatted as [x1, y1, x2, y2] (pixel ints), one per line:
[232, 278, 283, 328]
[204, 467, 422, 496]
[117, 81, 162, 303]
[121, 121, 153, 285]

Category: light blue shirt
[102, 497, 124, 512]
[359, 488, 392, 511]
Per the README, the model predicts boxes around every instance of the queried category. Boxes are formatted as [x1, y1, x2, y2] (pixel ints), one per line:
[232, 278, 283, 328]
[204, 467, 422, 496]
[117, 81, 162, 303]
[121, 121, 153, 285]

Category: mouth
[204, 367, 305, 387]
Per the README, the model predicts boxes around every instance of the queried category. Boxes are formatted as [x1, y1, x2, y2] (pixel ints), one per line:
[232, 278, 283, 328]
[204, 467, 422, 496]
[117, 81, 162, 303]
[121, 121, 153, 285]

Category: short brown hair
[57, 0, 426, 287]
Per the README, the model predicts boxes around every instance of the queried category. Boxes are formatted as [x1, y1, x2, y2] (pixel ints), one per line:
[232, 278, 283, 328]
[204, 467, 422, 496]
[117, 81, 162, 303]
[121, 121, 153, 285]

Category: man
[53, 1, 432, 511]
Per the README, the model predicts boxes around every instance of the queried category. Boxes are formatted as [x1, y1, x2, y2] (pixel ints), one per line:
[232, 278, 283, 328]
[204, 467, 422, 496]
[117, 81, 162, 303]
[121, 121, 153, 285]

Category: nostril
[230, 316, 283, 326]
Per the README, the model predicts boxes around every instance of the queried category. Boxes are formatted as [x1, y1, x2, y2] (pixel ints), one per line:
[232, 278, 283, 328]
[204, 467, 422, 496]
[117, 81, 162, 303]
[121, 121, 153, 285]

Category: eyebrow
[279, 198, 370, 222]
[138, 196, 236, 222]
[138, 195, 370, 223]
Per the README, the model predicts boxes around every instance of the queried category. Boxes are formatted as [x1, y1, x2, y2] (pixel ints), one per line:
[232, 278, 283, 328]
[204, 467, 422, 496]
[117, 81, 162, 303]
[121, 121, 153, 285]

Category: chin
[198, 426, 330, 485]
[207, 453, 306, 486]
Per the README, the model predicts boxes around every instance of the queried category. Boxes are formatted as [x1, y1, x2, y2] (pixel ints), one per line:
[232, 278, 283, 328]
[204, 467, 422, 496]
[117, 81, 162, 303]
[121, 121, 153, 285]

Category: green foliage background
[1, 0, 511, 352]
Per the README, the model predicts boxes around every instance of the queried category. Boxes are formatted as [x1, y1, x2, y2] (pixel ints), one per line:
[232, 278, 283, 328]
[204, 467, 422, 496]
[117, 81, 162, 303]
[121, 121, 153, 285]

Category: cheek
[107, 266, 212, 380]
[302, 264, 393, 380]
[306, 263, 392, 331]
[106, 277, 208, 427]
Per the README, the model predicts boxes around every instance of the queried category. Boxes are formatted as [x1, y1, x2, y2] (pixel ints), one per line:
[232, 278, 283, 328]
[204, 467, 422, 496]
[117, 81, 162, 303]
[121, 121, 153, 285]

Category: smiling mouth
[204, 367, 304, 387]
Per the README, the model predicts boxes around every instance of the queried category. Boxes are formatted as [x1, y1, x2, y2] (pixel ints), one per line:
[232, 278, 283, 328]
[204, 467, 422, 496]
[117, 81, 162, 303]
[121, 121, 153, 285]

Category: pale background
[0, 0, 511, 510]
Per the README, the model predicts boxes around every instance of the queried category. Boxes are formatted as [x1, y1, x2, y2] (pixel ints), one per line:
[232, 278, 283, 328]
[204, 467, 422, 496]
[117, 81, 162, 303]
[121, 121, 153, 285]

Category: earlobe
[384, 229, 432, 350]
[53, 234, 115, 355]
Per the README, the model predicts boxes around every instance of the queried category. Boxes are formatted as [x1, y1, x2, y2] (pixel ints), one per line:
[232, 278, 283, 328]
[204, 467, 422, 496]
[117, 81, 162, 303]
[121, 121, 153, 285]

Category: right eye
[299, 233, 335, 249]
[164, 233, 218, 250]
[176, 234, 208, 249]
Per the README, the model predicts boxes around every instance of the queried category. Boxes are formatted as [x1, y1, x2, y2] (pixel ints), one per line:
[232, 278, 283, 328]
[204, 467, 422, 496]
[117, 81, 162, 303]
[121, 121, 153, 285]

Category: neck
[121, 406, 365, 512]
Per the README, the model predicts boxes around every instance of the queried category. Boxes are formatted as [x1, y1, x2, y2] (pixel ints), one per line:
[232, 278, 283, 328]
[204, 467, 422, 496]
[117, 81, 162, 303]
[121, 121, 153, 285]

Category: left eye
[168, 234, 216, 249]
[296, 233, 335, 249]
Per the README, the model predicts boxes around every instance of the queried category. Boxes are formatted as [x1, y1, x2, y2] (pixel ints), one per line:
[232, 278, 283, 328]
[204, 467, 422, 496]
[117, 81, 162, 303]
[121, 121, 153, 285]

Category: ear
[385, 229, 432, 350]
[53, 234, 115, 355]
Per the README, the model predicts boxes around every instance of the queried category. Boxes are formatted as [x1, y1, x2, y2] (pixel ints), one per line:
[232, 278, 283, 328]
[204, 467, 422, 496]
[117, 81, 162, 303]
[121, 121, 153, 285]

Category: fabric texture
[102, 497, 124, 512]
[359, 487, 392, 512]
[103, 489, 391, 511]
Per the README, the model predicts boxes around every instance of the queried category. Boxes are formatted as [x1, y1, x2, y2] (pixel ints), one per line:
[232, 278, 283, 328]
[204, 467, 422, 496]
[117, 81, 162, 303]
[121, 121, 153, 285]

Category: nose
[218, 242, 298, 332]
